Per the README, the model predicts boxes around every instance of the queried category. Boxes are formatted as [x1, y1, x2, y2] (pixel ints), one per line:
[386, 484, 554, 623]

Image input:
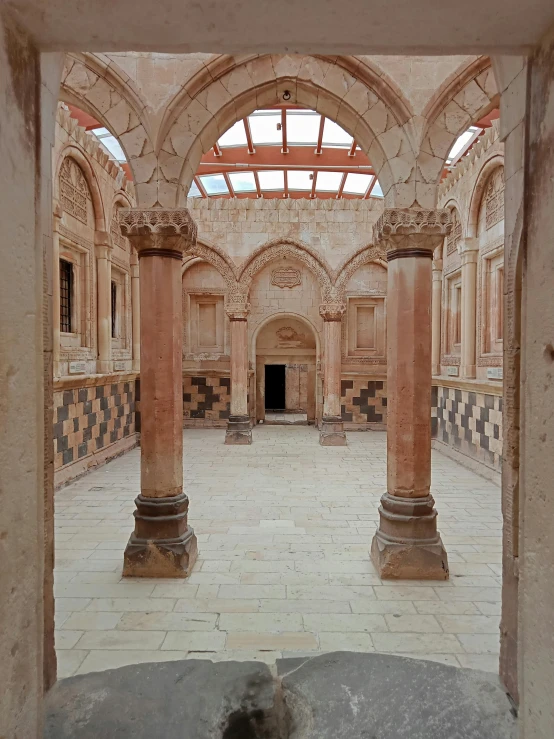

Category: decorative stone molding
[120, 209, 197, 256]
[185, 240, 237, 289]
[226, 303, 250, 321]
[319, 303, 347, 322]
[373, 208, 453, 257]
[334, 244, 387, 297]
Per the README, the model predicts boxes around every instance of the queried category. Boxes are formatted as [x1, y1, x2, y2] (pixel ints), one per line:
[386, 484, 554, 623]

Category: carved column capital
[432, 258, 443, 279]
[94, 230, 113, 259]
[373, 208, 453, 260]
[226, 303, 250, 321]
[119, 208, 197, 259]
[319, 302, 347, 321]
[459, 237, 479, 265]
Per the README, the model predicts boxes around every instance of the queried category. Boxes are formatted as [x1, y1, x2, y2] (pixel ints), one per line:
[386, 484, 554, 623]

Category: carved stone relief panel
[446, 208, 462, 256]
[59, 157, 91, 225]
[271, 267, 302, 289]
[485, 168, 505, 230]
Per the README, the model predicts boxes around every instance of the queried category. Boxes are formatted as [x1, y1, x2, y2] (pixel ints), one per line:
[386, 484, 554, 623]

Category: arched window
[485, 167, 505, 230]
[59, 157, 91, 225]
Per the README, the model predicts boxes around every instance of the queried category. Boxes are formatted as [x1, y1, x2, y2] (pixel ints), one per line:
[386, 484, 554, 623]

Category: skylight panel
[218, 120, 248, 148]
[287, 170, 313, 191]
[287, 112, 321, 146]
[447, 126, 480, 163]
[371, 179, 384, 198]
[322, 119, 352, 148]
[343, 173, 372, 195]
[258, 170, 284, 191]
[199, 174, 229, 195]
[249, 111, 282, 145]
[188, 180, 202, 198]
[91, 128, 126, 161]
[316, 171, 343, 192]
[228, 171, 257, 192]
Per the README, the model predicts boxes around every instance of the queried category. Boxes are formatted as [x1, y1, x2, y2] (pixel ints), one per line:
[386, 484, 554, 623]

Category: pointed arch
[467, 156, 505, 237]
[54, 144, 106, 231]
[334, 244, 387, 298]
[184, 238, 239, 290]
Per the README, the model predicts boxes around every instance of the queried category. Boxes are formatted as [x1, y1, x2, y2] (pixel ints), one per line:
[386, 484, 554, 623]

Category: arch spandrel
[54, 145, 106, 231]
[334, 244, 387, 299]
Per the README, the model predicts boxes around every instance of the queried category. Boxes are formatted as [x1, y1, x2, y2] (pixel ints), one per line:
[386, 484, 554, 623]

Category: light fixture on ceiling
[282, 90, 291, 101]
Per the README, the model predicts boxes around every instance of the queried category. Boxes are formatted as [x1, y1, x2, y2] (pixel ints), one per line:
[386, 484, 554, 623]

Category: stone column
[53, 203, 62, 377]
[319, 302, 347, 445]
[460, 238, 479, 379]
[431, 256, 443, 376]
[95, 231, 113, 374]
[119, 209, 198, 578]
[371, 209, 451, 580]
[225, 302, 252, 445]
[130, 248, 140, 371]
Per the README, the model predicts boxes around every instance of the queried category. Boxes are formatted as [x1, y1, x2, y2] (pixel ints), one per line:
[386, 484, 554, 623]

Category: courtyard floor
[54, 427, 502, 678]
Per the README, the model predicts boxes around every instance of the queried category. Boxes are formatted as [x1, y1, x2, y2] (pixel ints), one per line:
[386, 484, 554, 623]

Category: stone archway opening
[253, 314, 319, 426]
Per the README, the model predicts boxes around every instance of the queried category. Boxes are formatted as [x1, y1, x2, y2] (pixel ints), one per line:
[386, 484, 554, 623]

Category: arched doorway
[252, 313, 319, 425]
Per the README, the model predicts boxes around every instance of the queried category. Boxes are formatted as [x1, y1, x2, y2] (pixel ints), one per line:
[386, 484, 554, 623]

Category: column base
[225, 415, 252, 445]
[122, 493, 198, 578]
[370, 493, 449, 580]
[319, 416, 347, 446]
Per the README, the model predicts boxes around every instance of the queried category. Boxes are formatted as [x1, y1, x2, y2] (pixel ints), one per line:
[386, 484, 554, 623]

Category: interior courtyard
[1, 2, 554, 737]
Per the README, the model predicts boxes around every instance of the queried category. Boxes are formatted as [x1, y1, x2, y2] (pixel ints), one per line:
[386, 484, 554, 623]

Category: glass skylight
[188, 180, 202, 198]
[447, 126, 481, 163]
[218, 120, 248, 148]
[249, 111, 282, 145]
[258, 170, 284, 191]
[287, 111, 320, 146]
[199, 174, 229, 195]
[316, 171, 343, 192]
[371, 179, 384, 198]
[228, 171, 257, 192]
[288, 170, 313, 191]
[91, 127, 126, 162]
[343, 173, 372, 195]
[322, 119, 352, 148]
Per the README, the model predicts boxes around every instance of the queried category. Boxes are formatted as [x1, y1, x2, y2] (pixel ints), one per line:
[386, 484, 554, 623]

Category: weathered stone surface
[278, 652, 517, 739]
[44, 660, 279, 739]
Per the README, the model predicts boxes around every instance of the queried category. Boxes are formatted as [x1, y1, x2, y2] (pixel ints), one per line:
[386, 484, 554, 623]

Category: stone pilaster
[130, 248, 140, 371]
[225, 301, 252, 445]
[119, 208, 198, 577]
[371, 208, 451, 579]
[95, 231, 113, 374]
[460, 238, 479, 379]
[319, 301, 347, 446]
[431, 256, 443, 376]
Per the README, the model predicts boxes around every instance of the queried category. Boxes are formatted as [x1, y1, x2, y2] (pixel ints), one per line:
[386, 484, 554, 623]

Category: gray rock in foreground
[278, 652, 517, 739]
[44, 652, 517, 738]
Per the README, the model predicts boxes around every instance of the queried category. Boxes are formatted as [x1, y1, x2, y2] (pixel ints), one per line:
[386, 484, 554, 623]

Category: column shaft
[131, 256, 140, 371]
[460, 243, 479, 378]
[431, 258, 443, 376]
[120, 209, 198, 578]
[319, 303, 347, 446]
[225, 304, 252, 445]
[95, 233, 112, 374]
[370, 209, 450, 580]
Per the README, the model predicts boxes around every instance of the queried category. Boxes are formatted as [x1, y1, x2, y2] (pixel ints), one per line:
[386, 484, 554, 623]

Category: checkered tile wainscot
[341, 378, 387, 427]
[183, 375, 231, 427]
[432, 385, 502, 471]
[53, 380, 137, 470]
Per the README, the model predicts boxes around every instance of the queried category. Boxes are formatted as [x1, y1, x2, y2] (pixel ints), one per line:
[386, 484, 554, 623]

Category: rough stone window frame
[58, 237, 92, 355]
[184, 289, 229, 358]
[110, 263, 131, 358]
[345, 296, 386, 359]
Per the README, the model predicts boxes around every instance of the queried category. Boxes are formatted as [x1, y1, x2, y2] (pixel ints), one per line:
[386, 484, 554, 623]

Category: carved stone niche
[271, 268, 302, 289]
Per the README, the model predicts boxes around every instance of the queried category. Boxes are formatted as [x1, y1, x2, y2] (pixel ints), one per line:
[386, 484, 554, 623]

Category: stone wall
[432, 382, 502, 474]
[53, 373, 139, 486]
[341, 376, 387, 429]
[183, 373, 231, 427]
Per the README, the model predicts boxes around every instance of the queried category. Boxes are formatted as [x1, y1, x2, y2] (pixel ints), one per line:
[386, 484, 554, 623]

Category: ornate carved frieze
[119, 208, 197, 256]
[59, 156, 90, 225]
[373, 208, 452, 257]
[271, 268, 302, 289]
[319, 302, 347, 322]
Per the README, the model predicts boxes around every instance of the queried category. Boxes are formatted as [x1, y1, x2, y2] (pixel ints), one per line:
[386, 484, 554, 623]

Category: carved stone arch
[419, 57, 499, 201]
[184, 239, 238, 291]
[237, 238, 334, 301]
[54, 144, 106, 231]
[334, 244, 387, 299]
[60, 53, 154, 203]
[155, 54, 416, 210]
[467, 156, 505, 238]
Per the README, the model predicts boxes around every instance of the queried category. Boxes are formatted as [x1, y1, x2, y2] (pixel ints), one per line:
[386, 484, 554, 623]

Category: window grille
[60, 259, 73, 333]
[111, 281, 117, 338]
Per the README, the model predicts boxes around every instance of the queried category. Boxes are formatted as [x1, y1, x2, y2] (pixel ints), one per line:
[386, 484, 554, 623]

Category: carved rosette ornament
[373, 208, 452, 261]
[319, 302, 347, 322]
[226, 303, 250, 321]
[119, 208, 197, 259]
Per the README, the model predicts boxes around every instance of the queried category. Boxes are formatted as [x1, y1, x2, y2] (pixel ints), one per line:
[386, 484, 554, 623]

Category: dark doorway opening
[265, 365, 286, 410]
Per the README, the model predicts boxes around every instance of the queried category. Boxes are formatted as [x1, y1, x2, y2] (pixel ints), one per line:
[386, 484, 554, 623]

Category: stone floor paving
[54, 427, 503, 678]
